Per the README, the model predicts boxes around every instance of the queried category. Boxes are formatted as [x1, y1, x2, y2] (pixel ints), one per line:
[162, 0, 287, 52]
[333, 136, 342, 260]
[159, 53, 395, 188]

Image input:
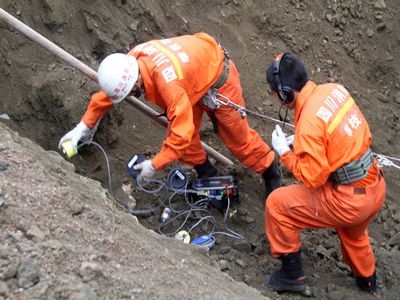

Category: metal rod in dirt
[0, 8, 234, 166]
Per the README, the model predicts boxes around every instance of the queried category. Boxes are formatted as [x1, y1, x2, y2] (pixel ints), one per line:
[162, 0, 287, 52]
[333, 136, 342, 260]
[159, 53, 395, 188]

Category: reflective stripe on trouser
[265, 173, 386, 277]
[179, 60, 275, 173]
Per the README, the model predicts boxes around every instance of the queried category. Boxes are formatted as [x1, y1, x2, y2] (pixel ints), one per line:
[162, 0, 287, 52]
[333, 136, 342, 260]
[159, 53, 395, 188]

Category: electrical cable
[155, 170, 244, 241]
[136, 177, 167, 194]
[223, 195, 230, 222]
[75, 141, 252, 243]
[80, 141, 169, 215]
[80, 141, 112, 192]
[124, 179, 168, 216]
[212, 228, 245, 240]
[190, 215, 217, 233]
[157, 208, 197, 237]
[278, 103, 289, 131]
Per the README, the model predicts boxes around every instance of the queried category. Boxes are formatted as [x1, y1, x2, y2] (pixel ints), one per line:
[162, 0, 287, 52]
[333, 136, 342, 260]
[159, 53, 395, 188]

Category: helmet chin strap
[278, 103, 289, 130]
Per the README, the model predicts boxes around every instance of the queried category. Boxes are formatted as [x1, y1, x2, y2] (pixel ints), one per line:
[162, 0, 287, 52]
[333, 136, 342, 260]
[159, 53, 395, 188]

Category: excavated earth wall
[1, 0, 400, 299]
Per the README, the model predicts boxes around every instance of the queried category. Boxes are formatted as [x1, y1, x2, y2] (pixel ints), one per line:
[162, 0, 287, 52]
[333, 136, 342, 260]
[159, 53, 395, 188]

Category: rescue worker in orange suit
[264, 52, 386, 294]
[58, 32, 281, 195]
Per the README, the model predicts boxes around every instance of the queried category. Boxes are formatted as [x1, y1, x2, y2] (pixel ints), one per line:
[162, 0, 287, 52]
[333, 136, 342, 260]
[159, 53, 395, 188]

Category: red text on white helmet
[97, 53, 139, 104]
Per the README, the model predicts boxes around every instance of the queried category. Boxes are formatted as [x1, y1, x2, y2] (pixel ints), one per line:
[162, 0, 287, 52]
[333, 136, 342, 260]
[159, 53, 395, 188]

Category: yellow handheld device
[61, 140, 78, 159]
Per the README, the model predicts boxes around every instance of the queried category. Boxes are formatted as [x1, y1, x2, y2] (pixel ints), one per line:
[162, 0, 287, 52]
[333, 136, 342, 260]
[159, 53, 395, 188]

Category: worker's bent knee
[266, 186, 284, 203]
[266, 188, 283, 213]
[266, 186, 293, 218]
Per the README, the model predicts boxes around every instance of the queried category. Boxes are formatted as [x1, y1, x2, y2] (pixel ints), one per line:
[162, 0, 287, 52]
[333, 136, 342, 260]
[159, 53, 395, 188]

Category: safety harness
[211, 53, 230, 90]
[332, 148, 374, 185]
[200, 44, 231, 134]
[158, 44, 232, 131]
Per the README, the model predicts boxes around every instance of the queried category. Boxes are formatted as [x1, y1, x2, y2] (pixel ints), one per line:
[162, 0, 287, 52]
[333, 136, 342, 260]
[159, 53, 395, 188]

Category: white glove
[134, 159, 156, 183]
[286, 135, 295, 146]
[58, 121, 90, 150]
[272, 125, 290, 156]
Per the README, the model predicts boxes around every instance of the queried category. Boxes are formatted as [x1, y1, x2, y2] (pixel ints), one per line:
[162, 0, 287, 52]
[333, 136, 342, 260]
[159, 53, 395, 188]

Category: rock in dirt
[377, 92, 389, 103]
[69, 283, 97, 300]
[1, 259, 20, 281]
[17, 261, 40, 288]
[79, 261, 103, 282]
[0, 201, 7, 211]
[374, 0, 387, 10]
[395, 91, 400, 104]
[377, 22, 386, 31]
[219, 260, 229, 271]
[388, 232, 400, 247]
[316, 245, 329, 258]
[26, 225, 47, 242]
[0, 114, 10, 120]
[0, 247, 9, 260]
[219, 246, 231, 255]
[392, 212, 400, 223]
[0, 281, 9, 297]
[244, 274, 251, 284]
[235, 259, 248, 268]
[232, 240, 252, 252]
[0, 161, 8, 171]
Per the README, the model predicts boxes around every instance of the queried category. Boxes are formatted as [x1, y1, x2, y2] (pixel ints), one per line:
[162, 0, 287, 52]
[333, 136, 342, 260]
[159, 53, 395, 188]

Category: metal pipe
[0, 8, 233, 166]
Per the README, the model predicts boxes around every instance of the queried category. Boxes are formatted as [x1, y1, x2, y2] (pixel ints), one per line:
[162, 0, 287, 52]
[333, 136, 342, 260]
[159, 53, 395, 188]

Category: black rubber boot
[262, 160, 282, 198]
[194, 157, 218, 178]
[356, 271, 377, 293]
[266, 250, 307, 293]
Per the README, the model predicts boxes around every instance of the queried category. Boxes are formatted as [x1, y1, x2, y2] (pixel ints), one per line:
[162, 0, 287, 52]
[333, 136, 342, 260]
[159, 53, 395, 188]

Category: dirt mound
[0, 123, 268, 299]
[1, 0, 400, 299]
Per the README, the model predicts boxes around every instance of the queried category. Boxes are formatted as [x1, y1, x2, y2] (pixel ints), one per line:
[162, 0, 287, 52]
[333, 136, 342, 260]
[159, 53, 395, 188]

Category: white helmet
[97, 53, 139, 104]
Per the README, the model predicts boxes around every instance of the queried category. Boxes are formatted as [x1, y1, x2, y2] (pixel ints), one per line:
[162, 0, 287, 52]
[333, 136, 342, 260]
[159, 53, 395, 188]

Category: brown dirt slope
[0, 122, 268, 299]
[1, 0, 400, 299]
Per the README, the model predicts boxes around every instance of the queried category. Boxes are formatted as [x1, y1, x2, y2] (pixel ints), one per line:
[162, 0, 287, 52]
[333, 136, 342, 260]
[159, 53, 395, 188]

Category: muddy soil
[1, 0, 400, 299]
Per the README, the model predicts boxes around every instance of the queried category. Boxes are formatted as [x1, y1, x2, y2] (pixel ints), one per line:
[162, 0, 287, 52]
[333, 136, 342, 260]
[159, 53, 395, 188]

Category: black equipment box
[193, 176, 239, 210]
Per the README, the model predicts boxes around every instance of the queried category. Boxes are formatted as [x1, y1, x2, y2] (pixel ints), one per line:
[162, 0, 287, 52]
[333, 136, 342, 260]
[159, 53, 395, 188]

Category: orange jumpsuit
[82, 33, 274, 172]
[265, 81, 386, 278]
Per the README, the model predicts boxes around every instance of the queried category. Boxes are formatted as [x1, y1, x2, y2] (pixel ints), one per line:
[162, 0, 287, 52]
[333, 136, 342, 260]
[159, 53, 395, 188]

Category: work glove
[58, 121, 90, 150]
[286, 135, 295, 146]
[271, 125, 290, 156]
[134, 159, 156, 184]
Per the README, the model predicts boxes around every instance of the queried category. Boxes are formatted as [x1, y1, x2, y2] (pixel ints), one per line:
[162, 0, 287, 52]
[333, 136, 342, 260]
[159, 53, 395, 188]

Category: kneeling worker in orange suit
[59, 33, 281, 195]
[264, 52, 386, 294]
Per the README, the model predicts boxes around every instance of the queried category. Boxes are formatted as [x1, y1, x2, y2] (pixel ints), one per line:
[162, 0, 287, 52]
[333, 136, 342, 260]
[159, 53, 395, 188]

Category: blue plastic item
[191, 235, 215, 250]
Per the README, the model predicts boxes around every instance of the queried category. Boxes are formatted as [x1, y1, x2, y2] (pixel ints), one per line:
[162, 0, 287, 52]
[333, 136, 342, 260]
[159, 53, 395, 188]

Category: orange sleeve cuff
[151, 155, 166, 170]
[151, 146, 180, 170]
[280, 150, 296, 173]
